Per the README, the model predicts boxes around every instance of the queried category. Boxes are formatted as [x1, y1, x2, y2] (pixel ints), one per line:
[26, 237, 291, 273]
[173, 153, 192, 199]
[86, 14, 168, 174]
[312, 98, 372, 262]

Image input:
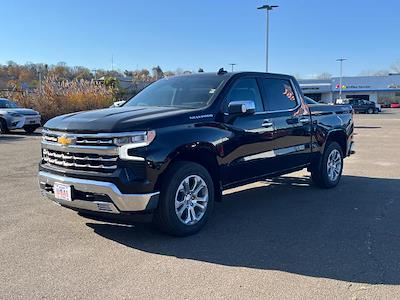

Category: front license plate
[54, 183, 72, 201]
[29, 120, 36, 124]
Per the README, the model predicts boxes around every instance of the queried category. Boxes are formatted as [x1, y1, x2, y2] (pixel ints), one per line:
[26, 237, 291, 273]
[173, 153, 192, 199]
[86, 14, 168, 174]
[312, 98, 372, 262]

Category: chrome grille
[42, 132, 58, 143]
[42, 131, 115, 146]
[41, 129, 147, 173]
[42, 149, 118, 173]
[75, 137, 114, 146]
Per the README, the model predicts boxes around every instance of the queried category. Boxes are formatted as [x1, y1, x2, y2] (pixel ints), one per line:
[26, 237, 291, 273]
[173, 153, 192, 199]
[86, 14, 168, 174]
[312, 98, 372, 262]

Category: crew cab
[38, 71, 354, 236]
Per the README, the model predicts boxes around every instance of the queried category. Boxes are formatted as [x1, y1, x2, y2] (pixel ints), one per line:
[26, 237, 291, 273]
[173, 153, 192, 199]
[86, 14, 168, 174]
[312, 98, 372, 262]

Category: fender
[322, 129, 348, 155]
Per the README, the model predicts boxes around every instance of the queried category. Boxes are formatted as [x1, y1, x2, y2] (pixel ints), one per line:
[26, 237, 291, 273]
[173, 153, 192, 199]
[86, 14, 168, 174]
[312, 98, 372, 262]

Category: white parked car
[110, 100, 127, 108]
[0, 98, 41, 134]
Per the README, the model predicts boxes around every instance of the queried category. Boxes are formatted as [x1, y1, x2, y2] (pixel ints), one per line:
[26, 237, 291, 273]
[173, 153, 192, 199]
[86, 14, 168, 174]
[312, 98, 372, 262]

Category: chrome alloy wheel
[174, 175, 209, 225]
[327, 149, 342, 182]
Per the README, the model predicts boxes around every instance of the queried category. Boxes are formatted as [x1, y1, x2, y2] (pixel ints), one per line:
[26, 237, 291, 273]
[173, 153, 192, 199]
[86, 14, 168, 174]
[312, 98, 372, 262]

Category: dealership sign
[335, 84, 371, 90]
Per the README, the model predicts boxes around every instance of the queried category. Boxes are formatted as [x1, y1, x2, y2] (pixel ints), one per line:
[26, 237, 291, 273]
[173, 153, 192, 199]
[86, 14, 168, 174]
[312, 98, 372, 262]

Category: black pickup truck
[39, 71, 354, 236]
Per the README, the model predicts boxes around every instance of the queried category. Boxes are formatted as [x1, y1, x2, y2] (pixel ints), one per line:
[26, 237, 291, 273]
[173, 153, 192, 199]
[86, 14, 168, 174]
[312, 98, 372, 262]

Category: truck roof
[166, 71, 295, 80]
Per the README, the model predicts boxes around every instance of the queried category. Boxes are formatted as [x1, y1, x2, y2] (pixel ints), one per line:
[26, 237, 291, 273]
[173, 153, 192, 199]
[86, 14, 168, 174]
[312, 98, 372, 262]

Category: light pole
[37, 69, 42, 92]
[258, 3, 278, 72]
[336, 58, 347, 100]
[92, 69, 97, 80]
[228, 63, 237, 72]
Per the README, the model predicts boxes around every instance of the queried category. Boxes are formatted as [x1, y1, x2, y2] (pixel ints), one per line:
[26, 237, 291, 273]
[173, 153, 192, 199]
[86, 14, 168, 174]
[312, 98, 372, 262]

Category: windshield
[125, 75, 226, 109]
[0, 99, 19, 108]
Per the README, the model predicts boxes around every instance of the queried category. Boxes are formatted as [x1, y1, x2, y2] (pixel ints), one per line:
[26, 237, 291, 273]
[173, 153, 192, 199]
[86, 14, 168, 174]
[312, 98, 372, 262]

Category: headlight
[114, 131, 156, 147]
[117, 131, 156, 161]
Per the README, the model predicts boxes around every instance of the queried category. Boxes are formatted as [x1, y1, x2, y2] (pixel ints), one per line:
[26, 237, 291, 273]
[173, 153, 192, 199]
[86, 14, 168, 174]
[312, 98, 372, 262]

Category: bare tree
[359, 69, 389, 76]
[390, 60, 400, 73]
[152, 66, 164, 80]
[315, 72, 332, 80]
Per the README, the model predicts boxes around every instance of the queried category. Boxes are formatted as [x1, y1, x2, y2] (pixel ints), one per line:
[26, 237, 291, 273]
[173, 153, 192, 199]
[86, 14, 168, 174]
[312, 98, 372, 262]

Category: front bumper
[7, 116, 25, 129]
[348, 141, 355, 155]
[23, 115, 41, 126]
[39, 171, 159, 214]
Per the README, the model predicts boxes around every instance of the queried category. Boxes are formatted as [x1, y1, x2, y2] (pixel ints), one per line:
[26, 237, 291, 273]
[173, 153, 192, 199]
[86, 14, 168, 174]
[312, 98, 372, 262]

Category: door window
[260, 78, 298, 111]
[225, 78, 264, 112]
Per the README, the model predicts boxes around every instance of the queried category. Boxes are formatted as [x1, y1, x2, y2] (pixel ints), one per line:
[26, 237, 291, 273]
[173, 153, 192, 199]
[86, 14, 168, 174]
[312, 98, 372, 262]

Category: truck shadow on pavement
[86, 175, 400, 285]
[0, 135, 26, 141]
[0, 131, 41, 141]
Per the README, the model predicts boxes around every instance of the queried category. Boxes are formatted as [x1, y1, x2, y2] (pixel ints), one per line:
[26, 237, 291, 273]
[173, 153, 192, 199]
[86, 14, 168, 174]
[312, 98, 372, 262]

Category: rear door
[257, 76, 312, 172]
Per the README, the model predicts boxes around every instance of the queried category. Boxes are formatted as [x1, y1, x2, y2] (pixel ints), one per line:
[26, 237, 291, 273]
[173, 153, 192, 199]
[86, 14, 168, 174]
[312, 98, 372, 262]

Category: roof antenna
[217, 68, 227, 75]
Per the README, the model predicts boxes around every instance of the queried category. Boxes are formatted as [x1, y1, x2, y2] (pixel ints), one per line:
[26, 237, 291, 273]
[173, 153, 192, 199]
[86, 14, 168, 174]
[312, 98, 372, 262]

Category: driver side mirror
[227, 101, 256, 115]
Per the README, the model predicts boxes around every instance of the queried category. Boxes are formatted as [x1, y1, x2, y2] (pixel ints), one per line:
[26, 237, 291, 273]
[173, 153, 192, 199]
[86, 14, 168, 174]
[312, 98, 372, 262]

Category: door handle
[286, 117, 299, 124]
[262, 119, 273, 128]
[298, 117, 311, 124]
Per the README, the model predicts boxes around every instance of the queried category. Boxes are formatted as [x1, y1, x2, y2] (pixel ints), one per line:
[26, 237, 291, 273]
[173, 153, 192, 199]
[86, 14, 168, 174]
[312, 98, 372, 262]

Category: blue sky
[1, 0, 399, 78]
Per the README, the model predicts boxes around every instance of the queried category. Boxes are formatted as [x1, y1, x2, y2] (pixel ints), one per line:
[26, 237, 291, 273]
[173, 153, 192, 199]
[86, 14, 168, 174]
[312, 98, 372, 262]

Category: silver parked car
[0, 98, 41, 134]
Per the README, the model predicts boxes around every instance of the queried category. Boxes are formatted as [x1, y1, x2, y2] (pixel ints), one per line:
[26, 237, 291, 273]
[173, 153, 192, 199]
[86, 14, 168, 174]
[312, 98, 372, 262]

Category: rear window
[260, 78, 298, 111]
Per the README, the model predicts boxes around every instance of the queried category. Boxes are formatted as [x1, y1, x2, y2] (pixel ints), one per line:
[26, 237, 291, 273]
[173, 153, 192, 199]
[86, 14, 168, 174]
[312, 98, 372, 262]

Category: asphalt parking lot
[1, 110, 399, 299]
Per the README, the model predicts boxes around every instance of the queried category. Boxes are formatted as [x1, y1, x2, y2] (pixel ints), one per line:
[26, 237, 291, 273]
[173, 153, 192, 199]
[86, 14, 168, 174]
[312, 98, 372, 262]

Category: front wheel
[23, 125, 38, 134]
[367, 107, 374, 114]
[0, 119, 8, 134]
[311, 142, 343, 188]
[153, 161, 214, 236]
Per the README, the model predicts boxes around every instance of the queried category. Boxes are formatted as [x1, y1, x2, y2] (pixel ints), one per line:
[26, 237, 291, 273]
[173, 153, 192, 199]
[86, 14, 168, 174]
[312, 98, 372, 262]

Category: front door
[219, 77, 279, 185]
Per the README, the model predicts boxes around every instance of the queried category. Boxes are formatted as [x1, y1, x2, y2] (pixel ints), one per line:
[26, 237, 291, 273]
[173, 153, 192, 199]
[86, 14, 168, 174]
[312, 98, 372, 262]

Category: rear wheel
[0, 119, 8, 134]
[153, 161, 214, 236]
[311, 142, 343, 188]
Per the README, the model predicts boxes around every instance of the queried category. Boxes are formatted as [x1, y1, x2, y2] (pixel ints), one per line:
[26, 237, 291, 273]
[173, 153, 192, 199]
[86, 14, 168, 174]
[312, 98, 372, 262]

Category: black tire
[367, 107, 374, 114]
[23, 125, 38, 134]
[311, 142, 344, 189]
[153, 161, 215, 236]
[0, 118, 8, 134]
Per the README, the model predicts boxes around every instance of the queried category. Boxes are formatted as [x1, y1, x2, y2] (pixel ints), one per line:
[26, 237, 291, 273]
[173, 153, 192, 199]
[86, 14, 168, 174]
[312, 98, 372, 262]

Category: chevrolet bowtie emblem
[58, 136, 74, 146]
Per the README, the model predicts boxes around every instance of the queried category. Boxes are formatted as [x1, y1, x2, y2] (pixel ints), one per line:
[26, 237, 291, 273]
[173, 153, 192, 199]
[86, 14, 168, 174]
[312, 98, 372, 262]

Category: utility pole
[258, 3, 278, 72]
[228, 63, 237, 72]
[336, 58, 347, 100]
[111, 54, 114, 72]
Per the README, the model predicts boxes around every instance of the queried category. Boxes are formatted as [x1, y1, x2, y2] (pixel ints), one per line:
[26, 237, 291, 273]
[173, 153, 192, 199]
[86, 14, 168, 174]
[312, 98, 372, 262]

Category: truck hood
[44, 106, 190, 133]
[0, 108, 39, 116]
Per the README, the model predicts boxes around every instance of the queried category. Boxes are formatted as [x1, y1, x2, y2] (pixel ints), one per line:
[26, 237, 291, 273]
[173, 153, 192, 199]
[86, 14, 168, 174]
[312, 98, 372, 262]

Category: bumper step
[38, 171, 159, 214]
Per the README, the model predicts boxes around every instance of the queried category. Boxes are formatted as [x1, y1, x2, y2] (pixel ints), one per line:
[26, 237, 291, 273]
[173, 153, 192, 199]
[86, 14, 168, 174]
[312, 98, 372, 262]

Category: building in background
[298, 74, 400, 106]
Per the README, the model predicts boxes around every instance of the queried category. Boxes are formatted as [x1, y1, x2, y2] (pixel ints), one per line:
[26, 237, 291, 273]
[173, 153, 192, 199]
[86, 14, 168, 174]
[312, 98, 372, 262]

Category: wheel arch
[154, 143, 222, 202]
[0, 116, 8, 131]
[325, 130, 347, 155]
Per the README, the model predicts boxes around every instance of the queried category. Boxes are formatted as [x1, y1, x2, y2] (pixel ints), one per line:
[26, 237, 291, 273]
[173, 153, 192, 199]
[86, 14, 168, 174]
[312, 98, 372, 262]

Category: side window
[260, 78, 298, 111]
[225, 78, 264, 112]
